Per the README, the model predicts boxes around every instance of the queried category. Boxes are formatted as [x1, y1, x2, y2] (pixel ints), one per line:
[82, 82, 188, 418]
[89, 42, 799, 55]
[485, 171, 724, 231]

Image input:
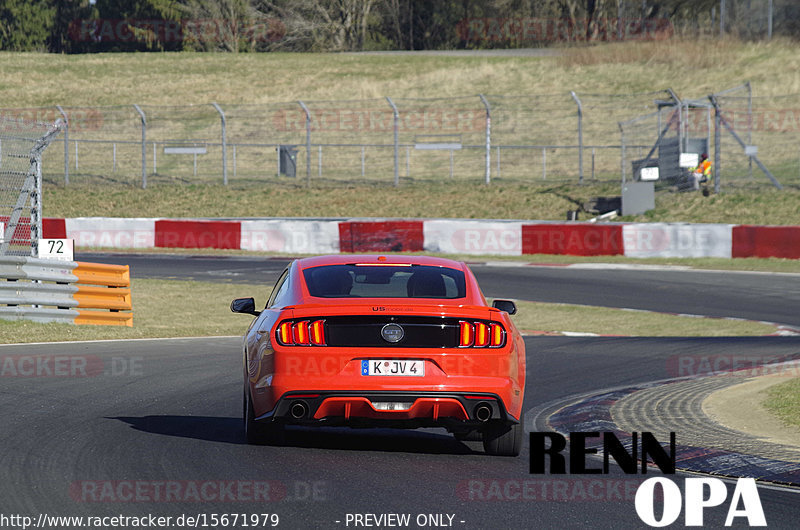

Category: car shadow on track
[108, 415, 480, 455]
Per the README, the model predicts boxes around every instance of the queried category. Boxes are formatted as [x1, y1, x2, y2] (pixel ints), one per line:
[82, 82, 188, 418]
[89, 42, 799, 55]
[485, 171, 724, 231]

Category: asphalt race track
[2, 253, 799, 529]
[79, 253, 800, 327]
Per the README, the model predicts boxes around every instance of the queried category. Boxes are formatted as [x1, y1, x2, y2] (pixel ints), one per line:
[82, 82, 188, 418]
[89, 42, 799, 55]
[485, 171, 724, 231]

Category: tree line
[1, 0, 796, 53]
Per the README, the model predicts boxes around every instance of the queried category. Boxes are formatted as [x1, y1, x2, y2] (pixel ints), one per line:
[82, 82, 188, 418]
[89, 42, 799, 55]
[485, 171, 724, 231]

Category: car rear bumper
[255, 390, 517, 430]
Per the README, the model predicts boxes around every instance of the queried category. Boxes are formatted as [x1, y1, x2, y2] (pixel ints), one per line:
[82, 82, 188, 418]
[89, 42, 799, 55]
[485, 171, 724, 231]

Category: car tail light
[459, 321, 505, 348]
[309, 320, 325, 345]
[474, 322, 489, 347]
[490, 323, 504, 347]
[459, 321, 474, 347]
[277, 321, 293, 344]
[276, 319, 326, 346]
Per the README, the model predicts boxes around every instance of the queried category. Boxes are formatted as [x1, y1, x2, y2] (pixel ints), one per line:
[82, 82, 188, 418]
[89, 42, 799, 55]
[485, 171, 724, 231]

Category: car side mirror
[492, 299, 517, 315]
[231, 297, 260, 316]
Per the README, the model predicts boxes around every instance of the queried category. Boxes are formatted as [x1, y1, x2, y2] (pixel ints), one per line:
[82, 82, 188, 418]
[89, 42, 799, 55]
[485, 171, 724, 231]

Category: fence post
[212, 102, 228, 185]
[666, 88, 683, 154]
[746, 81, 753, 180]
[570, 91, 584, 184]
[542, 148, 546, 180]
[479, 94, 491, 185]
[714, 102, 721, 193]
[298, 101, 311, 186]
[133, 104, 147, 189]
[56, 106, 69, 185]
[386, 97, 399, 187]
[31, 156, 42, 257]
[618, 122, 626, 184]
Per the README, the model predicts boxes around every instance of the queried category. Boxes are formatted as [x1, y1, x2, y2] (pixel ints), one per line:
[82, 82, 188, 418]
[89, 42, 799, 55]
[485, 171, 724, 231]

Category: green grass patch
[43, 181, 800, 227]
[0, 278, 265, 343]
[0, 279, 778, 344]
[762, 377, 800, 429]
[510, 300, 776, 337]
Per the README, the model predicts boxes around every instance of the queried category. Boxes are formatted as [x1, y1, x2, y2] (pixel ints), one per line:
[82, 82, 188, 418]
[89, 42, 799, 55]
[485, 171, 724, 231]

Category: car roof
[295, 254, 467, 270]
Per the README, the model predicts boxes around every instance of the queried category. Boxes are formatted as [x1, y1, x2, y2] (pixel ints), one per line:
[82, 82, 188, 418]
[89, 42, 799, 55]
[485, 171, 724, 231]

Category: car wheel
[243, 384, 284, 446]
[482, 419, 523, 457]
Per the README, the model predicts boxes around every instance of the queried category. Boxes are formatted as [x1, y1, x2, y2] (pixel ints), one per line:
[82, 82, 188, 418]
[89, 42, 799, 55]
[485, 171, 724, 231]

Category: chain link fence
[0, 116, 62, 256]
[22, 92, 696, 187]
[620, 84, 800, 191]
[711, 0, 800, 40]
[5, 85, 798, 191]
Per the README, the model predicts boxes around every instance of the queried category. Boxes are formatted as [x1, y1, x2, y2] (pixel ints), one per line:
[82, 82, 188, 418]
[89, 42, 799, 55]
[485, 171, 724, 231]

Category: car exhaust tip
[290, 401, 309, 419]
[474, 403, 492, 422]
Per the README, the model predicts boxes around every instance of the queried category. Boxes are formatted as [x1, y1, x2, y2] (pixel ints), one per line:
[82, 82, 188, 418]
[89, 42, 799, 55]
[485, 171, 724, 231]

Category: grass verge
[0, 279, 264, 343]
[762, 377, 800, 430]
[0, 279, 779, 345]
[44, 182, 800, 226]
[510, 301, 776, 337]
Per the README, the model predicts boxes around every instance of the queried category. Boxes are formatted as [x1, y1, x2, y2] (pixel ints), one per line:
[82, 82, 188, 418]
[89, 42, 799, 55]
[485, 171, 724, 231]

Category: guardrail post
[570, 91, 584, 184]
[133, 105, 147, 189]
[386, 97, 399, 187]
[298, 101, 311, 187]
[56, 105, 69, 185]
[479, 94, 491, 185]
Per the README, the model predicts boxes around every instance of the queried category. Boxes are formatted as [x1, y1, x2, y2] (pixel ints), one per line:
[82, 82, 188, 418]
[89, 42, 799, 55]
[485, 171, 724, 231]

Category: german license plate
[361, 359, 424, 377]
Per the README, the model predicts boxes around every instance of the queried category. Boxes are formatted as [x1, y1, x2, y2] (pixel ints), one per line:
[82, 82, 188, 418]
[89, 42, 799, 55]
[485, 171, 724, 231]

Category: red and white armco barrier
[39, 217, 800, 260]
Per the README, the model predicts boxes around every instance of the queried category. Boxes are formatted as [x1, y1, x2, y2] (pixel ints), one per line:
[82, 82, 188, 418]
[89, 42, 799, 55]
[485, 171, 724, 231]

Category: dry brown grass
[2, 39, 800, 108]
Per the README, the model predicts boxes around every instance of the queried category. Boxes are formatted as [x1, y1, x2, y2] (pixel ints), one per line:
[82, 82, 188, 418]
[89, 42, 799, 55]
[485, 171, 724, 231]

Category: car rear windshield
[302, 264, 466, 299]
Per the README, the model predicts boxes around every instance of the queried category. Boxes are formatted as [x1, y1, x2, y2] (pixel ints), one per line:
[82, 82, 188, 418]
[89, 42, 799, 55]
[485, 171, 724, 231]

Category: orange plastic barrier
[75, 310, 133, 327]
[73, 262, 131, 287]
[73, 262, 133, 327]
[74, 285, 132, 311]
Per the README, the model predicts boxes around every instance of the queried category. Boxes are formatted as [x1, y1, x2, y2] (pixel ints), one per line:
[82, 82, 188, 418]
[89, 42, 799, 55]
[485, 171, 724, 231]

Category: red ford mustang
[231, 254, 526, 456]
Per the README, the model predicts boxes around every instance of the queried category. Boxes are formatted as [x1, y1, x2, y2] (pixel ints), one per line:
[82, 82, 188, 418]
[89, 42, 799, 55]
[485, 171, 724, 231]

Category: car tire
[243, 384, 285, 446]
[482, 419, 523, 457]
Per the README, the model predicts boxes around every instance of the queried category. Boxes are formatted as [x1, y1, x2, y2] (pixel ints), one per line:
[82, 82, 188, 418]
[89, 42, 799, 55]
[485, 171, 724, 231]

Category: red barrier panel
[732, 225, 800, 259]
[339, 221, 424, 253]
[0, 215, 32, 243]
[522, 224, 623, 256]
[155, 220, 241, 249]
[43, 218, 67, 239]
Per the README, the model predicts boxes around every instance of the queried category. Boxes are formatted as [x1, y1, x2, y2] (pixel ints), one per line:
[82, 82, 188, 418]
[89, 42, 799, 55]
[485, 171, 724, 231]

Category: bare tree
[254, 0, 376, 51]
[179, 0, 252, 51]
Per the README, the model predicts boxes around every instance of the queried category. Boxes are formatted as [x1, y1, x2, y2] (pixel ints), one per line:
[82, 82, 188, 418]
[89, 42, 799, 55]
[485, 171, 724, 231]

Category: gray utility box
[622, 181, 655, 216]
[278, 145, 298, 177]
